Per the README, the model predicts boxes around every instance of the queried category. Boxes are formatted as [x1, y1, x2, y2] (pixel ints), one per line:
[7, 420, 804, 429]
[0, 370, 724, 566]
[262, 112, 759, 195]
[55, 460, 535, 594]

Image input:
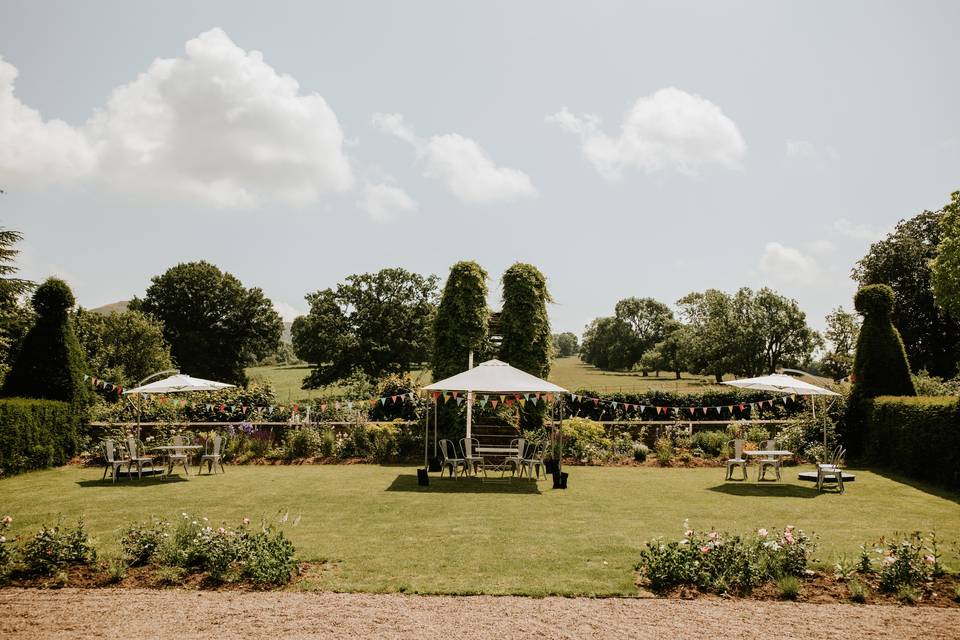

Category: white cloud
[546, 87, 746, 179]
[372, 112, 537, 204]
[832, 218, 887, 243]
[272, 301, 304, 323]
[0, 58, 96, 186]
[358, 180, 418, 222]
[785, 140, 817, 159]
[758, 242, 820, 285]
[0, 28, 354, 207]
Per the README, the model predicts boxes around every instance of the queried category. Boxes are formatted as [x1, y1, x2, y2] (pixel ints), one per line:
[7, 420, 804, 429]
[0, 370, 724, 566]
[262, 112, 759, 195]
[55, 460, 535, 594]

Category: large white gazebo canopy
[424, 359, 568, 463]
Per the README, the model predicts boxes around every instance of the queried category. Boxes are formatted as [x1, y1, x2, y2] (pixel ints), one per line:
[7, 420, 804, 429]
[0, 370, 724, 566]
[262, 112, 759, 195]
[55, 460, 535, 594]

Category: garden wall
[0, 398, 82, 476]
[865, 396, 960, 490]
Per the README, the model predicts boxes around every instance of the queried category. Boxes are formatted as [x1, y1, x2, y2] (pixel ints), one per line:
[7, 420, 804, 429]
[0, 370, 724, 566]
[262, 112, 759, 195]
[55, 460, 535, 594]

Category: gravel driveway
[2, 588, 959, 639]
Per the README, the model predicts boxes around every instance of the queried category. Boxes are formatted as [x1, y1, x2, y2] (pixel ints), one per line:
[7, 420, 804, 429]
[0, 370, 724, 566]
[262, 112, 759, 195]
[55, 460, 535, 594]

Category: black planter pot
[545, 459, 559, 474]
[417, 468, 430, 486]
[428, 457, 442, 472]
[552, 470, 564, 489]
[559, 471, 568, 489]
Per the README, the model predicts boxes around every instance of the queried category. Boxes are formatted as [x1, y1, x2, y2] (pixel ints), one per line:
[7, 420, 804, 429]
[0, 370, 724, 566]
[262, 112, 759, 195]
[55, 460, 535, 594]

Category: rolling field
[246, 357, 723, 401]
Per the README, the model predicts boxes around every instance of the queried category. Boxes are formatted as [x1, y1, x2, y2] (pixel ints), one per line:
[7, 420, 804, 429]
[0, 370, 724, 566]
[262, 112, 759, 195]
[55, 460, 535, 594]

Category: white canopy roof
[123, 374, 235, 395]
[423, 359, 568, 394]
[722, 373, 839, 396]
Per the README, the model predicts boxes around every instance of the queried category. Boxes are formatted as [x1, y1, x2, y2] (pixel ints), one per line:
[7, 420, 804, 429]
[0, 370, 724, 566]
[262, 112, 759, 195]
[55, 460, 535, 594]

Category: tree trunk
[674, 370, 681, 380]
[714, 371, 723, 384]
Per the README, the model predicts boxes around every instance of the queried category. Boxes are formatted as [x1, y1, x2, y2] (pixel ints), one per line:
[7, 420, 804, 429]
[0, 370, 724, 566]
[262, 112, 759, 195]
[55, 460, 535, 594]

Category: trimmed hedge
[865, 396, 960, 490]
[0, 398, 81, 476]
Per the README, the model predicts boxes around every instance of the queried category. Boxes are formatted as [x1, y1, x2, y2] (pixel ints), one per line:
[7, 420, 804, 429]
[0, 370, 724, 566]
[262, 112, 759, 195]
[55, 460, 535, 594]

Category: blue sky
[1, 1, 958, 333]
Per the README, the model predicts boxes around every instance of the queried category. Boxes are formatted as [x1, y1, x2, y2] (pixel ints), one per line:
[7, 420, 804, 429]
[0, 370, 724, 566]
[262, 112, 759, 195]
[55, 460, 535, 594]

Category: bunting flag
[83, 373, 123, 395]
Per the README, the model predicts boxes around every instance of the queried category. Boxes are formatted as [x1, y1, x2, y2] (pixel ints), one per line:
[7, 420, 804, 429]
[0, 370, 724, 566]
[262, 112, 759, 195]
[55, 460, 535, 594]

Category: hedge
[0, 398, 81, 476]
[865, 396, 960, 490]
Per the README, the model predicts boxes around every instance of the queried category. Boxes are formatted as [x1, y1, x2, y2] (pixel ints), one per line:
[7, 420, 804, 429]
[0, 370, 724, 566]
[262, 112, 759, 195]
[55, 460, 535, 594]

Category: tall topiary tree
[499, 263, 552, 378]
[2, 278, 89, 403]
[851, 284, 916, 398]
[432, 261, 489, 381]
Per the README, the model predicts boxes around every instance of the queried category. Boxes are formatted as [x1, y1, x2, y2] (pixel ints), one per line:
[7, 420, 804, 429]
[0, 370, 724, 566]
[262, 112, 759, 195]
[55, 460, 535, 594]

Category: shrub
[0, 398, 81, 476]
[874, 532, 935, 593]
[0, 515, 13, 582]
[562, 418, 609, 464]
[249, 430, 274, 458]
[744, 425, 770, 446]
[776, 574, 801, 600]
[632, 441, 649, 462]
[636, 524, 813, 594]
[238, 526, 297, 586]
[864, 396, 960, 489]
[284, 427, 323, 460]
[103, 554, 127, 583]
[690, 430, 727, 457]
[120, 519, 169, 566]
[367, 423, 399, 463]
[320, 430, 336, 458]
[654, 436, 673, 465]
[897, 585, 920, 604]
[777, 411, 838, 463]
[847, 578, 869, 603]
[1, 278, 90, 404]
[21, 518, 96, 575]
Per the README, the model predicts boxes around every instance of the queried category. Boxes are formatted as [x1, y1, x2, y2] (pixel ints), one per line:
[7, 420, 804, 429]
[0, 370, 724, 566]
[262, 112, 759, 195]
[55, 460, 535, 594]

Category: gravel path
[2, 588, 959, 639]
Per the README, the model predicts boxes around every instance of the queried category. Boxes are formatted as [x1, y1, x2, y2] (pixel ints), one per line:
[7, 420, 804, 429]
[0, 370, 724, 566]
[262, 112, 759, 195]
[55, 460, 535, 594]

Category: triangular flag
[491, 399, 499, 408]
[320, 404, 327, 412]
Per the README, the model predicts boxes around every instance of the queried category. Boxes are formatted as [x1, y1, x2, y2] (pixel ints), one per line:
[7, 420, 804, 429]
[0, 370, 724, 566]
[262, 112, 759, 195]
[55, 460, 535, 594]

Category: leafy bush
[120, 519, 169, 566]
[654, 436, 673, 465]
[0, 398, 81, 476]
[367, 423, 399, 463]
[776, 574, 801, 600]
[874, 532, 936, 593]
[865, 396, 960, 489]
[848, 578, 868, 603]
[562, 418, 610, 464]
[851, 284, 916, 399]
[0, 515, 13, 582]
[284, 427, 323, 460]
[690, 430, 727, 457]
[777, 411, 838, 463]
[632, 441, 649, 462]
[636, 524, 813, 594]
[21, 518, 96, 575]
[320, 430, 336, 458]
[249, 430, 274, 458]
[237, 526, 297, 585]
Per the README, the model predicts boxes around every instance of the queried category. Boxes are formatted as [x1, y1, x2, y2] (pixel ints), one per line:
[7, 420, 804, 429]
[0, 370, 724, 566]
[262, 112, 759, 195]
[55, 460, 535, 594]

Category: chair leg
[219, 459, 225, 474]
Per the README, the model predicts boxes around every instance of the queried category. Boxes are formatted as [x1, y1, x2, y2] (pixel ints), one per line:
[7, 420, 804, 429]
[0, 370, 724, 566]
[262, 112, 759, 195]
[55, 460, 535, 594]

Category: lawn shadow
[386, 474, 543, 494]
[707, 482, 820, 499]
[77, 474, 190, 488]
[862, 467, 960, 506]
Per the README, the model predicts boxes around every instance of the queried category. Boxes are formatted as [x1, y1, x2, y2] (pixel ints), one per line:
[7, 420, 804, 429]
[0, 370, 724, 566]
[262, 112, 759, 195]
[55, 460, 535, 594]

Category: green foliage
[0, 515, 13, 582]
[568, 388, 796, 421]
[632, 441, 649, 462]
[615, 297, 675, 370]
[21, 518, 95, 575]
[73, 308, 174, 388]
[640, 321, 690, 379]
[864, 396, 960, 489]
[0, 398, 81, 476]
[120, 519, 169, 566]
[912, 370, 960, 396]
[872, 532, 935, 593]
[690, 430, 727, 457]
[561, 417, 609, 464]
[580, 316, 636, 370]
[851, 284, 916, 399]
[776, 410, 838, 462]
[931, 191, 960, 338]
[847, 578, 869, 603]
[552, 332, 579, 358]
[284, 427, 323, 460]
[132, 261, 282, 385]
[0, 227, 33, 304]
[821, 306, 860, 380]
[2, 278, 89, 404]
[775, 574, 801, 599]
[499, 263, 552, 431]
[0, 227, 34, 382]
[636, 524, 813, 594]
[432, 261, 489, 381]
[294, 268, 438, 387]
[238, 525, 297, 586]
[654, 436, 673, 465]
[853, 206, 960, 379]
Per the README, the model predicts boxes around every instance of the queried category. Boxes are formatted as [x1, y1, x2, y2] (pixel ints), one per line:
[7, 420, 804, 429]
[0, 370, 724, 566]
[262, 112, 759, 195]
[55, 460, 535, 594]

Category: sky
[1, 0, 958, 334]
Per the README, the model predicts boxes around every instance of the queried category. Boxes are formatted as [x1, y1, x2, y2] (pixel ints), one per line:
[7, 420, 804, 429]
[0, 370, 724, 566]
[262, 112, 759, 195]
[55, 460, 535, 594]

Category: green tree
[73, 308, 174, 386]
[0, 227, 33, 305]
[821, 306, 860, 380]
[614, 297, 674, 373]
[851, 284, 915, 398]
[853, 208, 960, 378]
[498, 263, 552, 378]
[294, 268, 439, 387]
[2, 278, 89, 403]
[750, 288, 820, 374]
[677, 289, 736, 382]
[131, 261, 282, 385]
[552, 332, 579, 358]
[580, 316, 636, 370]
[0, 227, 34, 383]
[641, 321, 689, 379]
[931, 191, 960, 321]
[431, 261, 489, 381]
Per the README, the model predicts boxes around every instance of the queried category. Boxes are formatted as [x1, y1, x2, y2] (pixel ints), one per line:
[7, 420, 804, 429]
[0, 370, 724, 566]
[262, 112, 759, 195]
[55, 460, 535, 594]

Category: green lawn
[247, 357, 722, 402]
[2, 464, 958, 595]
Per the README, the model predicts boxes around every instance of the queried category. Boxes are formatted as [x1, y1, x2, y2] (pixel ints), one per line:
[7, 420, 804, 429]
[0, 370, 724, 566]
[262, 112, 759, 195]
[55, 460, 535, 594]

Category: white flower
[0, 535, 5, 543]
[242, 517, 251, 525]
[181, 512, 188, 518]
[679, 539, 689, 545]
[757, 528, 768, 538]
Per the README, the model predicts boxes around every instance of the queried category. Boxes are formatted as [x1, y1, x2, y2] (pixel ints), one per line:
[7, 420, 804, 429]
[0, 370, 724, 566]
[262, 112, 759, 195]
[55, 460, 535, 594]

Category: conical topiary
[850, 284, 916, 398]
[1, 278, 90, 403]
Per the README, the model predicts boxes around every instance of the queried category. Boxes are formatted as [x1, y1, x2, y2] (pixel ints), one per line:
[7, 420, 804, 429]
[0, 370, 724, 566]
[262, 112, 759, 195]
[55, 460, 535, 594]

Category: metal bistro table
[149, 445, 203, 477]
[475, 445, 520, 481]
[743, 450, 793, 482]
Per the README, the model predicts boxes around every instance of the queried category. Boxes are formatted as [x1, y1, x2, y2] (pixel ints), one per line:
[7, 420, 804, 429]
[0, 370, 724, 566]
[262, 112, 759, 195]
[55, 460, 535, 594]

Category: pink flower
[217, 527, 226, 534]
[757, 528, 768, 538]
[708, 531, 719, 540]
[684, 529, 694, 538]
[785, 525, 795, 532]
[1, 516, 11, 525]
[700, 546, 711, 554]
[242, 517, 251, 525]
[924, 555, 936, 565]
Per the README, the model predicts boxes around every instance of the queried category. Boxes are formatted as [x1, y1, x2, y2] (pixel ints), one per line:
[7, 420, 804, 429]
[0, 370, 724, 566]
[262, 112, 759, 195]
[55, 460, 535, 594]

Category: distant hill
[88, 300, 130, 315]
[88, 300, 292, 342]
